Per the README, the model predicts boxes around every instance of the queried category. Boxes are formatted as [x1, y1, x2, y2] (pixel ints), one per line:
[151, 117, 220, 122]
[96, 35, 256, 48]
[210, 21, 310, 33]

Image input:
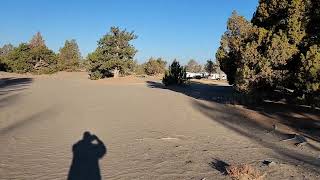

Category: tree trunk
[113, 68, 119, 78]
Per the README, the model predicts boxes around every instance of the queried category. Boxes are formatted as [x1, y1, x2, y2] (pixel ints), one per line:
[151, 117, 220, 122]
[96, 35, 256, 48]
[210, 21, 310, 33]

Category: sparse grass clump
[226, 164, 262, 180]
[210, 160, 263, 180]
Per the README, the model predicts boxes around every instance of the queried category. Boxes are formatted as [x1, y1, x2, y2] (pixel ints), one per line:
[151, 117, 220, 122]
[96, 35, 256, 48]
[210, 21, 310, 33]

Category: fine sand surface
[1, 72, 320, 180]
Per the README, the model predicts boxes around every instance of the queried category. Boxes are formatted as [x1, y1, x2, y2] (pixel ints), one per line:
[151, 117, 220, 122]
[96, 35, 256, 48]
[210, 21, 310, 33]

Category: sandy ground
[0, 72, 320, 180]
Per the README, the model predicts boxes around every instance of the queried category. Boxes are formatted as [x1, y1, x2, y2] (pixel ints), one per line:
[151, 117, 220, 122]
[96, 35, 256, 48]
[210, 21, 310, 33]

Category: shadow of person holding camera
[68, 131, 107, 180]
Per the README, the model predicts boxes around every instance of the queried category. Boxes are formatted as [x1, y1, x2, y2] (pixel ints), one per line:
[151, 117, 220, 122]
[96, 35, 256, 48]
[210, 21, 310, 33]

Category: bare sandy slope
[0, 72, 320, 180]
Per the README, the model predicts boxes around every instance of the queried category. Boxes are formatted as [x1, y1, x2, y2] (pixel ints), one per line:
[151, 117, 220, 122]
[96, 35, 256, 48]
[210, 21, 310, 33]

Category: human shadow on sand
[68, 132, 107, 180]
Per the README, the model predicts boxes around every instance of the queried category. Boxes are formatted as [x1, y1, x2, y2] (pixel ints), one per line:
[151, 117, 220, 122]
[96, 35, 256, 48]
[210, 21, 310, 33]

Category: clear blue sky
[0, 0, 258, 64]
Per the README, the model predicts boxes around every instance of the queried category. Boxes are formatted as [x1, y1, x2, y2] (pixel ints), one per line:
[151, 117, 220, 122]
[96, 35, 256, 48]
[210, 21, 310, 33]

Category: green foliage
[162, 60, 187, 86]
[87, 27, 137, 80]
[185, 59, 202, 73]
[0, 44, 14, 56]
[2, 32, 58, 74]
[0, 44, 14, 71]
[144, 57, 167, 76]
[29, 32, 46, 49]
[216, 11, 254, 85]
[132, 61, 146, 75]
[58, 39, 81, 71]
[5, 43, 34, 73]
[30, 46, 58, 74]
[86, 51, 104, 80]
[307, 1, 320, 45]
[217, 1, 320, 106]
[0, 56, 8, 71]
[298, 45, 320, 106]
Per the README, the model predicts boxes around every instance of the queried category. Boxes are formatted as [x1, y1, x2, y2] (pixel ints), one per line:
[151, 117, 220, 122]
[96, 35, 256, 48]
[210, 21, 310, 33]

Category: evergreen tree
[204, 60, 216, 76]
[252, 0, 290, 31]
[29, 46, 57, 73]
[3, 33, 57, 74]
[287, 0, 308, 45]
[298, 45, 320, 106]
[0, 44, 15, 71]
[87, 27, 137, 80]
[144, 57, 167, 76]
[29, 32, 46, 49]
[0, 44, 14, 56]
[217, 0, 319, 105]
[58, 39, 81, 71]
[28, 32, 57, 73]
[162, 60, 187, 86]
[216, 11, 253, 85]
[307, 0, 320, 44]
[5, 43, 34, 73]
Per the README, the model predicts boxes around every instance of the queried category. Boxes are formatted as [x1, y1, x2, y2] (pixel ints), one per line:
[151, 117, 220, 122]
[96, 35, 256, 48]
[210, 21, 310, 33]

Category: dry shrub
[226, 164, 263, 180]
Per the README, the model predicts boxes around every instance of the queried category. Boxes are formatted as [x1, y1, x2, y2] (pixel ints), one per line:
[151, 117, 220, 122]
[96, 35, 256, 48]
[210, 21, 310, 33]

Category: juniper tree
[0, 44, 14, 71]
[3, 33, 57, 74]
[28, 32, 57, 73]
[5, 43, 34, 73]
[204, 60, 217, 76]
[87, 27, 137, 80]
[162, 60, 187, 86]
[29, 32, 46, 49]
[298, 45, 320, 106]
[216, 0, 320, 106]
[307, 0, 320, 44]
[58, 39, 81, 71]
[0, 44, 14, 56]
[144, 57, 167, 76]
[216, 11, 253, 85]
[216, 0, 319, 102]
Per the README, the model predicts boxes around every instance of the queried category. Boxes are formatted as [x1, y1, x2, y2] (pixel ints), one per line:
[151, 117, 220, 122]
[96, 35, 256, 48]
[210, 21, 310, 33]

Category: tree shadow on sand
[68, 132, 107, 180]
[146, 80, 320, 170]
[0, 77, 33, 94]
[0, 77, 61, 137]
[0, 77, 33, 108]
[146, 80, 320, 143]
[146, 80, 234, 102]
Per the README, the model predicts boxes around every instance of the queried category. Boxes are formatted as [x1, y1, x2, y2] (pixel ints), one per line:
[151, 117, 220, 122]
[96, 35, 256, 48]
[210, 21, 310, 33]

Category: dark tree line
[216, 0, 320, 106]
[0, 32, 82, 74]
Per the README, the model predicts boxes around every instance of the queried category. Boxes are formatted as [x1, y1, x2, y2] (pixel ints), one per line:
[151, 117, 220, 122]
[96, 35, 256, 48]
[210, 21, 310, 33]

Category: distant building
[186, 72, 203, 78]
[209, 73, 220, 80]
[187, 71, 227, 80]
[208, 72, 227, 80]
